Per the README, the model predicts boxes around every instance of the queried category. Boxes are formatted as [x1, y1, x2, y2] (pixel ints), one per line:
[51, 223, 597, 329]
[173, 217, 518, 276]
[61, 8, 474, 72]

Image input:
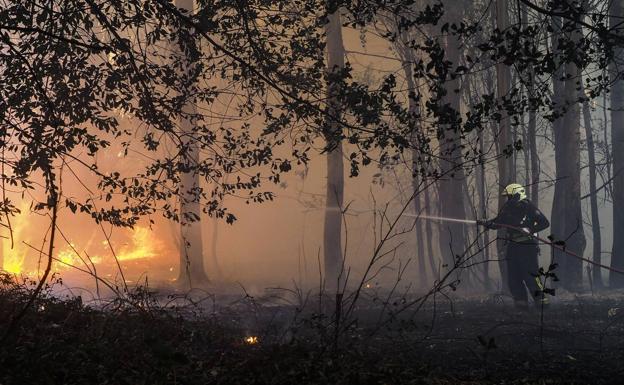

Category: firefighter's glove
[521, 227, 536, 238]
[477, 219, 496, 230]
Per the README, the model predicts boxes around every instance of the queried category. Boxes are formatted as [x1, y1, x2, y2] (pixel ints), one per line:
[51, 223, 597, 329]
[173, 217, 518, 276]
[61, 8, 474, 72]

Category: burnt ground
[1, 278, 624, 385]
[372, 295, 624, 384]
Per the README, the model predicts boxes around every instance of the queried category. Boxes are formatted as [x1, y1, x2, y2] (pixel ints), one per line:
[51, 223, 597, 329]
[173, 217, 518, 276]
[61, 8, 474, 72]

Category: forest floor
[1, 275, 624, 385]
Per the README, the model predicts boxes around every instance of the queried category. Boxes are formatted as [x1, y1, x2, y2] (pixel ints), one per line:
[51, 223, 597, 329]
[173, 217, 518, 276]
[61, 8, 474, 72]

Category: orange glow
[56, 245, 79, 268]
[244, 336, 259, 345]
[2, 202, 30, 274]
[54, 245, 102, 271]
[116, 226, 162, 261]
[3, 249, 25, 275]
[1, 214, 166, 279]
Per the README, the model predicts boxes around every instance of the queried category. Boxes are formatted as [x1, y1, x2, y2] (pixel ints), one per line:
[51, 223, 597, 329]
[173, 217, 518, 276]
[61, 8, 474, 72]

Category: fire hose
[490, 222, 624, 275]
[410, 214, 624, 275]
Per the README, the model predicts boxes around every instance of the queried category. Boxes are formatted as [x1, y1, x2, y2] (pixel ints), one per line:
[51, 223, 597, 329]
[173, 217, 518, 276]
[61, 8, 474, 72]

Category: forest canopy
[0, 0, 623, 289]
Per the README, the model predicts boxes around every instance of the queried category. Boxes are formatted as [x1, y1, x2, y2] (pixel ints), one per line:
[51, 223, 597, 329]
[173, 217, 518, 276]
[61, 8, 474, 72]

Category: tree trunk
[437, 9, 466, 269]
[210, 214, 223, 279]
[466, 73, 491, 290]
[424, 181, 437, 278]
[527, 101, 539, 204]
[477, 125, 492, 291]
[462, 177, 479, 289]
[401, 46, 427, 285]
[582, 82, 604, 289]
[413, 185, 427, 284]
[438, 6, 466, 267]
[550, 14, 566, 284]
[323, 8, 345, 293]
[603, 67, 612, 198]
[521, 116, 530, 189]
[610, 0, 624, 287]
[178, 141, 208, 287]
[494, 0, 514, 291]
[551, 15, 586, 291]
[520, 1, 540, 205]
[176, 0, 209, 288]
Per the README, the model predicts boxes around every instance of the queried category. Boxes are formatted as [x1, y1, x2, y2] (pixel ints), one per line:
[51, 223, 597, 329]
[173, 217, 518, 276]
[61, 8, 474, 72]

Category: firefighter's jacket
[489, 198, 550, 243]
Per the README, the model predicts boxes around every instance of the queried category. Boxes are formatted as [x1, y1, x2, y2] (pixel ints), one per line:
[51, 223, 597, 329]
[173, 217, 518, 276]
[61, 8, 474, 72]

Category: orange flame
[56, 245, 79, 269]
[2, 202, 30, 274]
[244, 336, 259, 345]
[116, 226, 161, 261]
[1, 212, 161, 276]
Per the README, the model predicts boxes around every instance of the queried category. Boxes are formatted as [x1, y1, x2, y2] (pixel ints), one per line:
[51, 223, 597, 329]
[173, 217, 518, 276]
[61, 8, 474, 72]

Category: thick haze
[0, 16, 611, 294]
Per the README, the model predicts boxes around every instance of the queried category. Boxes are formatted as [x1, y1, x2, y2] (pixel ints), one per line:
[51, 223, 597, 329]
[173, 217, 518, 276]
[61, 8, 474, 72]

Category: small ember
[244, 336, 259, 345]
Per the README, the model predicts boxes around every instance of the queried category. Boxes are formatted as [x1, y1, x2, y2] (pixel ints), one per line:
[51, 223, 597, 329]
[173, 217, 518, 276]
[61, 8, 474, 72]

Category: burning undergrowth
[1, 211, 175, 285]
[2, 273, 624, 384]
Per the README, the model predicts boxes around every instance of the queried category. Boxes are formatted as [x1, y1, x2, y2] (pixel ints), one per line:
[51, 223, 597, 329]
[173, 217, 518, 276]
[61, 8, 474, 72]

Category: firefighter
[478, 183, 550, 308]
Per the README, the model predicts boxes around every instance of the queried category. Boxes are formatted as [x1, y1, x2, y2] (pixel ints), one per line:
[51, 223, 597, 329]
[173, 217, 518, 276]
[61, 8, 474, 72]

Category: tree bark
[477, 123, 491, 290]
[413, 185, 427, 283]
[424, 181, 437, 278]
[210, 213, 223, 279]
[527, 100, 539, 204]
[603, 67, 612, 198]
[437, 8, 466, 269]
[551, 15, 586, 291]
[582, 82, 604, 288]
[401, 44, 427, 285]
[521, 116, 530, 189]
[521, 1, 540, 205]
[610, 0, 624, 287]
[494, 0, 514, 290]
[466, 73, 491, 290]
[176, 0, 209, 288]
[550, 14, 566, 284]
[323, 7, 345, 293]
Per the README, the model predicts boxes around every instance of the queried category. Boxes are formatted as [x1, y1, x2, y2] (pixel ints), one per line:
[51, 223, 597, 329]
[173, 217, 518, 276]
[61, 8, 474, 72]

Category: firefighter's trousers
[506, 240, 540, 303]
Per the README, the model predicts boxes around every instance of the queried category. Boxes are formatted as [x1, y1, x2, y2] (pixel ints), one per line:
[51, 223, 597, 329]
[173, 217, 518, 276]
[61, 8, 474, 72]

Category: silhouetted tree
[176, 0, 209, 288]
[323, 5, 346, 293]
[610, 0, 624, 287]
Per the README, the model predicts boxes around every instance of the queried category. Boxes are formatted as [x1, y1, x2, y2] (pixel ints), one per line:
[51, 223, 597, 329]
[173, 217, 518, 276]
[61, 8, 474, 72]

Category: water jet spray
[400, 213, 478, 225]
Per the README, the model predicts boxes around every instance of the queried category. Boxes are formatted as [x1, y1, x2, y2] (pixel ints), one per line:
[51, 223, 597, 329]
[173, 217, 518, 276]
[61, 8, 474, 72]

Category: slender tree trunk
[176, 0, 208, 287]
[494, 0, 514, 290]
[210, 214, 223, 279]
[521, 116, 530, 189]
[582, 83, 604, 288]
[178, 110, 209, 287]
[551, 15, 586, 291]
[424, 181, 437, 278]
[610, 0, 624, 287]
[527, 100, 539, 204]
[413, 187, 427, 284]
[604, 67, 612, 198]
[463, 178, 479, 289]
[465, 74, 491, 290]
[419, 22, 438, 278]
[550, 15, 566, 285]
[520, 2, 540, 205]
[562, 63, 586, 290]
[323, 7, 345, 293]
[401, 46, 427, 285]
[437, 9, 466, 270]
[477, 126, 492, 290]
